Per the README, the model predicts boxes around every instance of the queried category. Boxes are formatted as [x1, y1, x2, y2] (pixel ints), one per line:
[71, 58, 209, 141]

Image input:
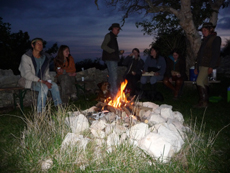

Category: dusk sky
[1, 0, 230, 63]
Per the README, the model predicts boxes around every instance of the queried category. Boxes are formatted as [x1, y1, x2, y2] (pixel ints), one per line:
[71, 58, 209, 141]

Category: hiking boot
[194, 86, 208, 108]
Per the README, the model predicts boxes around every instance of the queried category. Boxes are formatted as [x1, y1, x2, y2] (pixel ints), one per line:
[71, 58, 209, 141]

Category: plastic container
[228, 86, 230, 102]
[189, 66, 198, 81]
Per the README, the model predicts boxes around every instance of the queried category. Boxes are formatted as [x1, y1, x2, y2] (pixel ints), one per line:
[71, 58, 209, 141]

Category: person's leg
[163, 77, 176, 92]
[174, 77, 183, 98]
[105, 61, 118, 97]
[149, 75, 163, 85]
[49, 82, 62, 107]
[31, 82, 49, 113]
[194, 66, 209, 108]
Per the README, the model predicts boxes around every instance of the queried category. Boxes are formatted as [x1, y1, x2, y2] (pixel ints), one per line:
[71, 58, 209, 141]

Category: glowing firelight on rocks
[108, 80, 129, 108]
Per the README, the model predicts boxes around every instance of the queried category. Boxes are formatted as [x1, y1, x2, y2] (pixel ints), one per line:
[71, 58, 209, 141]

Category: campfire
[93, 80, 152, 124]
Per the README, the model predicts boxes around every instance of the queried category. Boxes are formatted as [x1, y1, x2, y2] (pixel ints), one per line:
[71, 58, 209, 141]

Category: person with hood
[54, 45, 77, 104]
[122, 48, 144, 97]
[101, 23, 124, 98]
[163, 48, 187, 99]
[19, 38, 62, 113]
[194, 22, 221, 108]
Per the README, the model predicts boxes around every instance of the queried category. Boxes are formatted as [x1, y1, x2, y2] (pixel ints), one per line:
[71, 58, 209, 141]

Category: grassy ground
[0, 75, 230, 172]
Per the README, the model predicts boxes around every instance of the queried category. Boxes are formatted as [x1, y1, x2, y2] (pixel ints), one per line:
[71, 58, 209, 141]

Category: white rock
[120, 133, 127, 144]
[153, 107, 161, 114]
[141, 110, 152, 120]
[91, 128, 106, 138]
[160, 104, 173, 109]
[161, 108, 174, 120]
[114, 124, 127, 135]
[149, 126, 158, 133]
[41, 159, 53, 171]
[107, 133, 120, 152]
[90, 119, 107, 130]
[158, 124, 184, 153]
[138, 132, 173, 163]
[129, 123, 149, 140]
[65, 114, 89, 134]
[173, 111, 184, 123]
[148, 113, 166, 126]
[167, 119, 185, 135]
[95, 139, 105, 147]
[61, 133, 89, 151]
[105, 124, 114, 135]
[142, 102, 159, 111]
[61, 133, 80, 149]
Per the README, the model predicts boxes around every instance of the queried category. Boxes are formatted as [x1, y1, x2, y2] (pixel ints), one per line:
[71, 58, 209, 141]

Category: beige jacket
[18, 50, 50, 89]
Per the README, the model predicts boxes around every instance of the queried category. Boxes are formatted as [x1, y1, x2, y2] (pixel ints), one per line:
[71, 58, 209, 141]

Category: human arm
[158, 56, 166, 76]
[101, 34, 115, 53]
[209, 36, 221, 68]
[19, 55, 40, 82]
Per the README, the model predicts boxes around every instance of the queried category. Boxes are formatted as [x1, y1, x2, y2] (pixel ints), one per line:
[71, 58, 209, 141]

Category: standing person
[122, 48, 144, 97]
[140, 46, 166, 91]
[163, 49, 187, 99]
[19, 38, 62, 114]
[194, 22, 221, 108]
[101, 23, 124, 98]
[54, 45, 77, 104]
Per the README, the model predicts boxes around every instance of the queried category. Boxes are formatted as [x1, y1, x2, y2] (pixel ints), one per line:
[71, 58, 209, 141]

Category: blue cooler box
[189, 67, 198, 81]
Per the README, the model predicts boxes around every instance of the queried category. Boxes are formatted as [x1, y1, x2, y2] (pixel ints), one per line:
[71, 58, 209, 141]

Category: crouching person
[19, 38, 62, 113]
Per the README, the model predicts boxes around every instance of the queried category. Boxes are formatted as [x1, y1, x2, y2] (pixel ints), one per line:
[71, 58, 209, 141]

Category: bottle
[228, 86, 230, 102]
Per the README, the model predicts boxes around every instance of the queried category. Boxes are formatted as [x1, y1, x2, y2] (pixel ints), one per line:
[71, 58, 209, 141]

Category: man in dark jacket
[101, 23, 124, 97]
[194, 22, 221, 108]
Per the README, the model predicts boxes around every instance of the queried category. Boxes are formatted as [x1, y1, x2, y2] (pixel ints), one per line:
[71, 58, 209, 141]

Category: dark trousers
[58, 74, 76, 104]
[125, 74, 141, 95]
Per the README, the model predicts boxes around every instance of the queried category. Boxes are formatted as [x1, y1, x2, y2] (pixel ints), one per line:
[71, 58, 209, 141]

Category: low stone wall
[0, 67, 127, 108]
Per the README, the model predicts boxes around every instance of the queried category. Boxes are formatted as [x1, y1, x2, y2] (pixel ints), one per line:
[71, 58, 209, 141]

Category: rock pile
[52, 102, 189, 171]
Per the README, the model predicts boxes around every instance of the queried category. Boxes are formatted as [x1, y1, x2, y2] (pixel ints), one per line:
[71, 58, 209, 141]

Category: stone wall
[0, 67, 127, 108]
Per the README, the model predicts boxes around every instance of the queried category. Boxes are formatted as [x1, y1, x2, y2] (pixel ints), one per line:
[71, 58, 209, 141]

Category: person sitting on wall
[139, 46, 166, 101]
[122, 48, 144, 97]
[54, 45, 77, 104]
[163, 48, 187, 99]
[19, 38, 62, 114]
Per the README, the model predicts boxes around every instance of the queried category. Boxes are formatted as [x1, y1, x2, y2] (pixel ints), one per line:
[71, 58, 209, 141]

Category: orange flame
[108, 79, 128, 108]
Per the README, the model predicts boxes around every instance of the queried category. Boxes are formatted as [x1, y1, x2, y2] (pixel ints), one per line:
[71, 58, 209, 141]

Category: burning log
[121, 106, 131, 116]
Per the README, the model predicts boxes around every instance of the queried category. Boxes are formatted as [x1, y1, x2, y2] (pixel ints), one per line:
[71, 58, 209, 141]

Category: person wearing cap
[101, 23, 124, 97]
[19, 38, 62, 113]
[194, 22, 221, 108]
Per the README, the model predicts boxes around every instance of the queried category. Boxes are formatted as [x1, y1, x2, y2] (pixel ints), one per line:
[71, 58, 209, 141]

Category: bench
[0, 87, 29, 112]
[157, 80, 221, 84]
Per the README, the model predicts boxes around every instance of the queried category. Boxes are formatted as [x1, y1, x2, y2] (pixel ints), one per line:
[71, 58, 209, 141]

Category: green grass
[0, 76, 230, 172]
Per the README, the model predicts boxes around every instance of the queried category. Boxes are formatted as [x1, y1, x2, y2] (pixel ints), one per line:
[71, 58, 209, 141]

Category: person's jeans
[31, 82, 62, 113]
[140, 75, 164, 85]
[105, 61, 118, 97]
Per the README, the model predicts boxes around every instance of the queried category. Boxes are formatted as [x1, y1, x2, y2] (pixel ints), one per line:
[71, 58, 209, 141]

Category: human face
[32, 40, 43, 52]
[63, 48, 70, 58]
[172, 52, 179, 61]
[201, 28, 211, 37]
[150, 48, 157, 58]
[132, 50, 139, 59]
[112, 27, 120, 36]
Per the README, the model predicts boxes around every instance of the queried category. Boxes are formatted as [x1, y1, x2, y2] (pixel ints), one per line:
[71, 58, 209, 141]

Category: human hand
[57, 68, 63, 74]
[131, 71, 136, 75]
[68, 73, 76, 76]
[155, 72, 159, 76]
[208, 68, 213, 75]
[169, 78, 172, 83]
[120, 50, 124, 54]
[194, 69, 198, 75]
[44, 81, 52, 89]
